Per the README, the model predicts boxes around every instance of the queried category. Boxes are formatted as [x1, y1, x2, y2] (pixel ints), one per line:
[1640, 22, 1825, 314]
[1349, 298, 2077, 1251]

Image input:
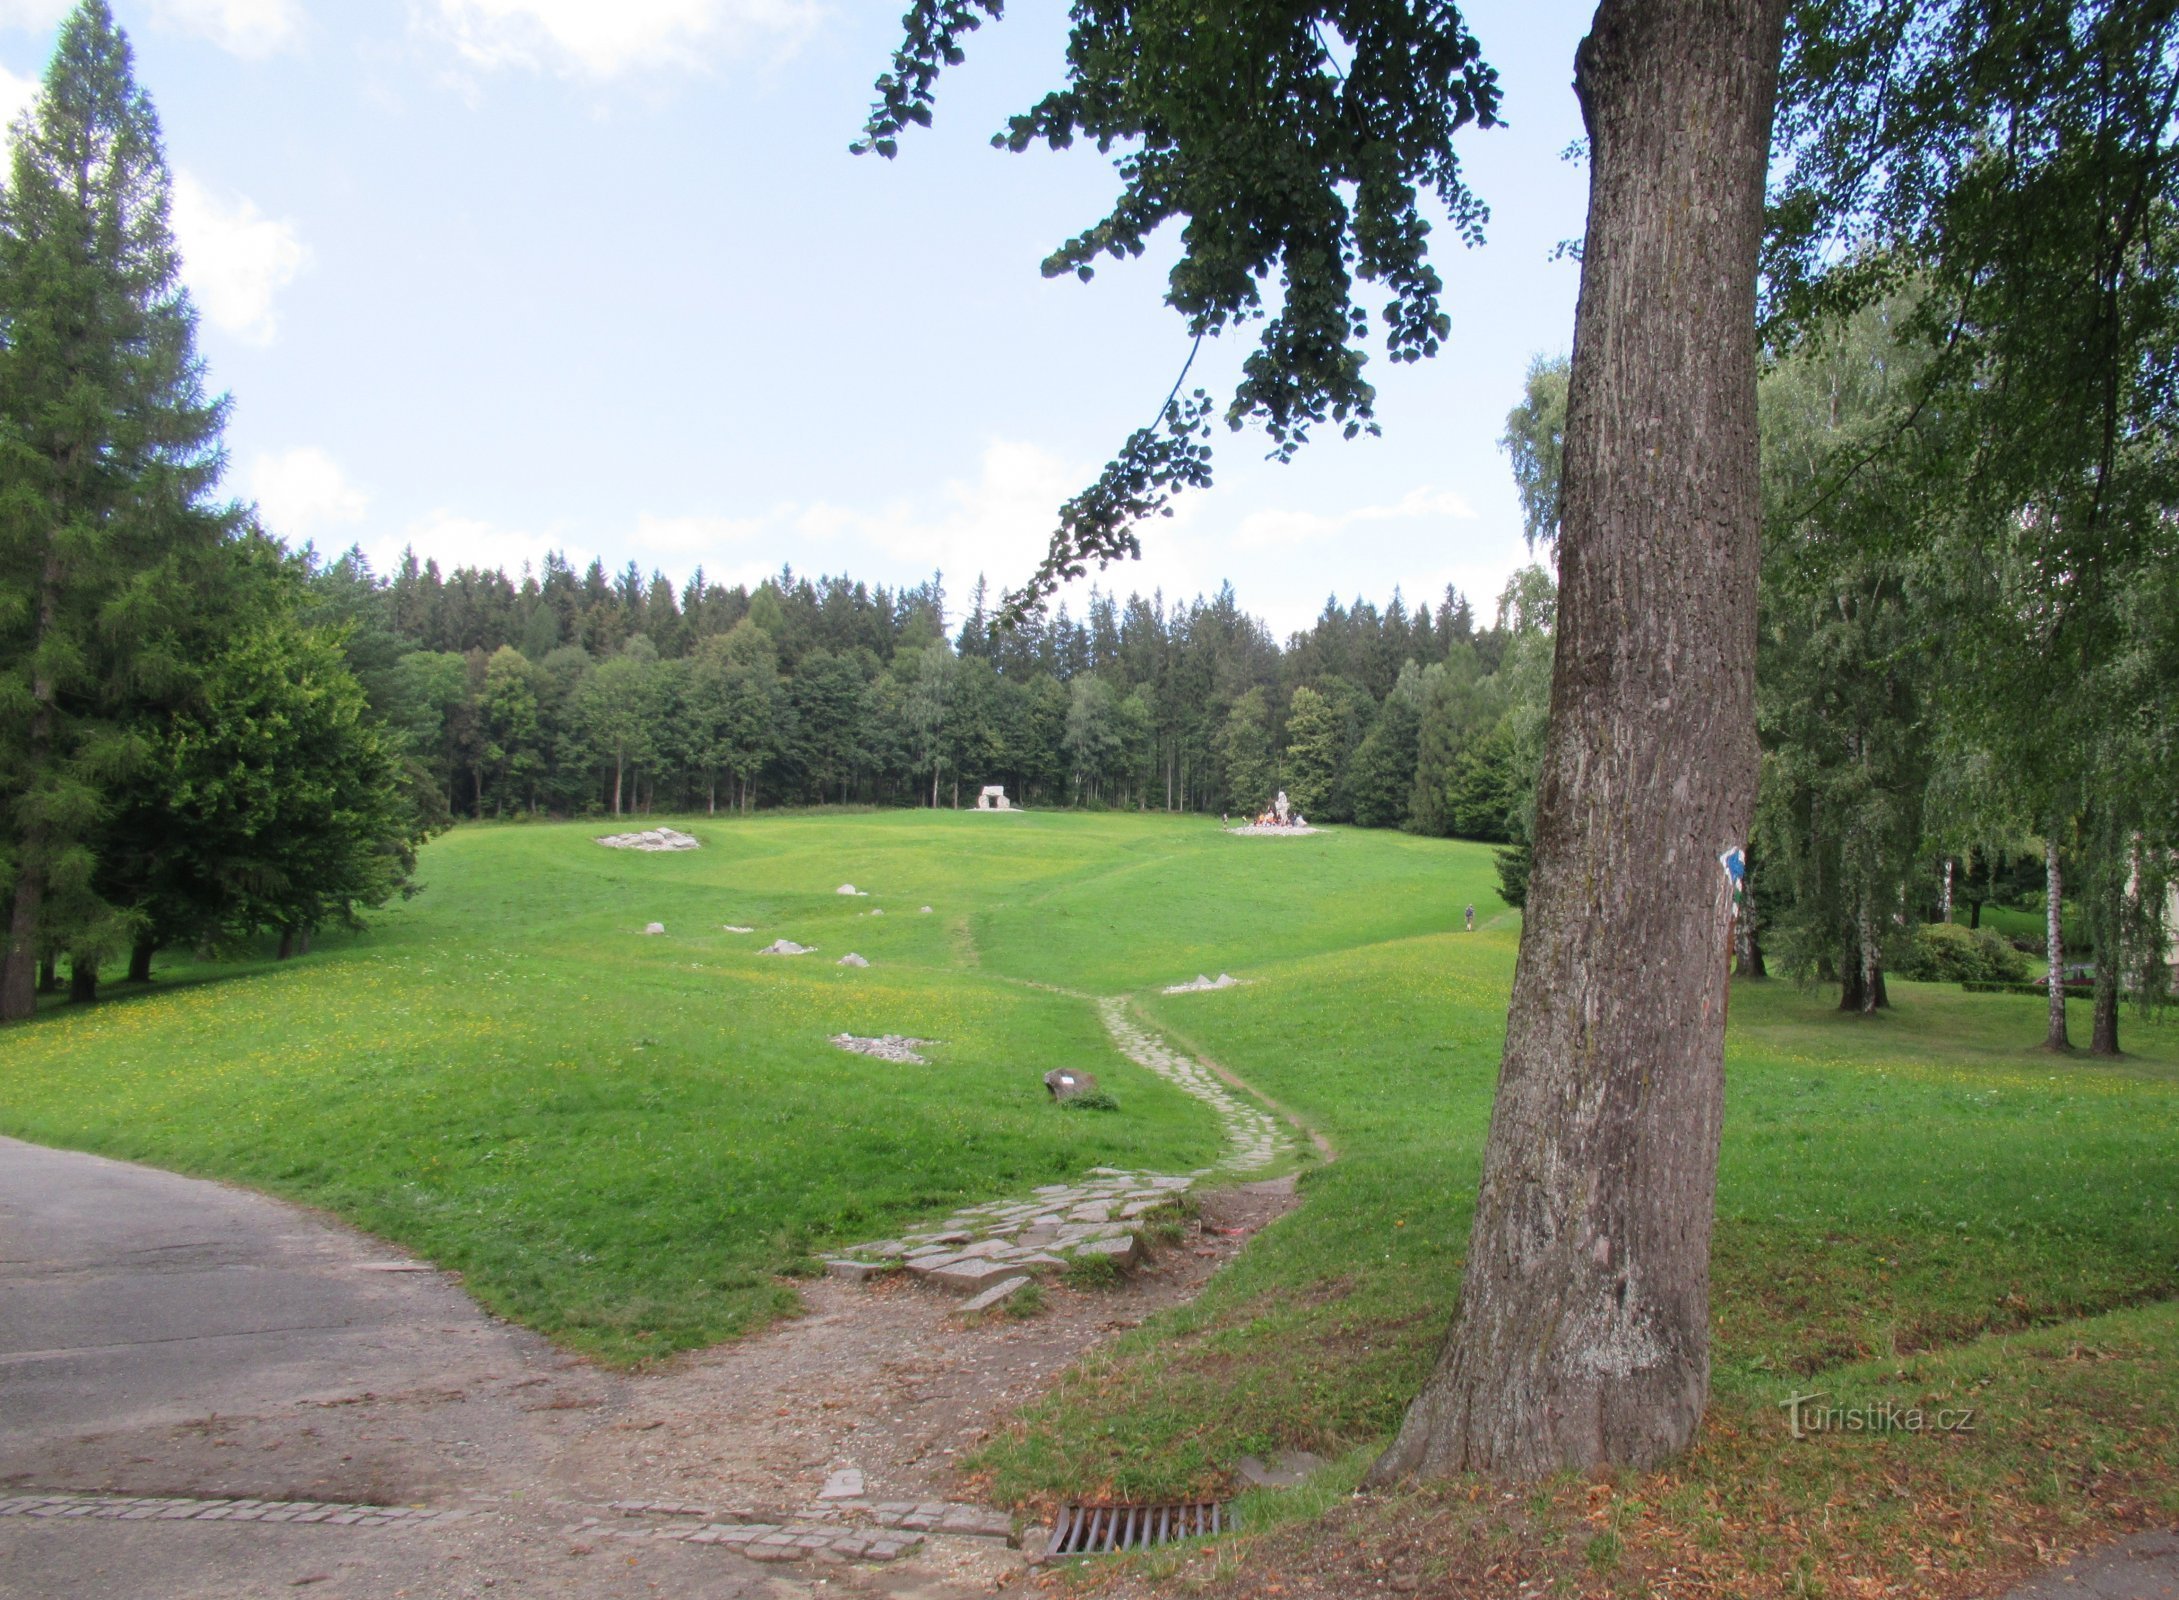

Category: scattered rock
[1226, 823, 1321, 837]
[831, 1034, 933, 1064]
[819, 1469, 866, 1501]
[919, 1258, 1024, 1293]
[836, 884, 866, 896]
[1043, 1068, 1100, 1103]
[722, 924, 754, 933]
[1236, 1450, 1327, 1490]
[758, 940, 814, 956]
[643, 923, 666, 935]
[837, 953, 869, 967]
[1073, 1235, 1140, 1270]
[823, 1260, 894, 1284]
[868, 908, 884, 916]
[1163, 973, 1239, 993]
[597, 827, 700, 852]
[919, 906, 932, 914]
[958, 1276, 1032, 1314]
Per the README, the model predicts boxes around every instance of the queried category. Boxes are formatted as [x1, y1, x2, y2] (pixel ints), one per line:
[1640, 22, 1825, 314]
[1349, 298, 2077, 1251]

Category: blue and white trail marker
[1719, 846, 1747, 911]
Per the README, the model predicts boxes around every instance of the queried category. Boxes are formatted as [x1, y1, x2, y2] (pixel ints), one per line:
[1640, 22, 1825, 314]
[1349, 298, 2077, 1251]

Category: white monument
[1273, 790, 1291, 825]
[975, 785, 1013, 811]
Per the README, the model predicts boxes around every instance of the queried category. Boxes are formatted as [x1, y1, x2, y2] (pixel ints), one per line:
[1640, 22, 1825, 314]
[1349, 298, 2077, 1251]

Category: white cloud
[0, 1, 70, 32]
[169, 170, 309, 344]
[630, 511, 767, 556]
[377, 509, 556, 580]
[250, 447, 368, 541]
[154, 0, 302, 58]
[0, 57, 35, 144]
[1232, 484, 1478, 551]
[420, 0, 820, 79]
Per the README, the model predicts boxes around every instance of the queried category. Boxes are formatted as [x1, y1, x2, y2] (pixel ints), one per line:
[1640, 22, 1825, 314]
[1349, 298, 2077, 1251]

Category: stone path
[823, 999, 1292, 1293]
[1099, 996, 1288, 1172]
[0, 1493, 472, 1530]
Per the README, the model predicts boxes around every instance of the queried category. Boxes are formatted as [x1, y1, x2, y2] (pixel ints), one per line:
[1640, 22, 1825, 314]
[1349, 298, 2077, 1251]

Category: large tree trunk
[37, 953, 60, 993]
[2091, 956, 2120, 1055]
[1734, 873, 1766, 979]
[1940, 857, 1953, 921]
[278, 926, 296, 961]
[1368, 0, 1785, 1484]
[69, 958, 97, 1005]
[1, 868, 43, 1021]
[0, 567, 61, 1021]
[612, 754, 624, 817]
[127, 936, 154, 985]
[2045, 833, 2069, 1051]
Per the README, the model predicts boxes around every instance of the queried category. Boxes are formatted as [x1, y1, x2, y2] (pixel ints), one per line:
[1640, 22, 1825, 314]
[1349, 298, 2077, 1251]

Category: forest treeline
[5, 3, 2174, 1048]
[308, 548, 1556, 850]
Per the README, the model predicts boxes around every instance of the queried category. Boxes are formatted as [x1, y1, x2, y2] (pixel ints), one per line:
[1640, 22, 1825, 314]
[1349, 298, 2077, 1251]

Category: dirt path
[0, 1004, 1314, 1599]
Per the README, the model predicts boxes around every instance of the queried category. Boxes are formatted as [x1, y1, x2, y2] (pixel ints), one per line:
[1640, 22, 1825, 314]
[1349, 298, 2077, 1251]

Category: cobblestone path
[823, 997, 1293, 1296]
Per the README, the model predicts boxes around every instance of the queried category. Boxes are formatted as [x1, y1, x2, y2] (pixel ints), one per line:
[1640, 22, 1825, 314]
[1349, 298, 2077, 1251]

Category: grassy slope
[0, 814, 1313, 1361]
[0, 812, 1495, 1363]
[970, 910, 2179, 1511]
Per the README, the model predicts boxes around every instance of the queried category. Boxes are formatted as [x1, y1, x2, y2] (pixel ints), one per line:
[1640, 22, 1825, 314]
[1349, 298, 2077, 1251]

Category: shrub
[1059, 1089, 1120, 1112]
[1894, 920, 2031, 984]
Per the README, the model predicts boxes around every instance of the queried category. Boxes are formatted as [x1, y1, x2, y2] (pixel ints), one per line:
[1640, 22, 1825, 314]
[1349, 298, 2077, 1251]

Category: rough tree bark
[2091, 858, 2121, 1056]
[1368, 0, 1787, 1482]
[1940, 858, 1953, 921]
[2045, 834, 2069, 1051]
[2091, 948, 2121, 1055]
[0, 550, 65, 1022]
[1734, 870, 1767, 979]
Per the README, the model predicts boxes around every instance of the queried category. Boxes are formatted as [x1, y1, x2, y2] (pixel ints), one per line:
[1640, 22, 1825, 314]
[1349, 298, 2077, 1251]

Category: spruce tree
[0, 1, 229, 1019]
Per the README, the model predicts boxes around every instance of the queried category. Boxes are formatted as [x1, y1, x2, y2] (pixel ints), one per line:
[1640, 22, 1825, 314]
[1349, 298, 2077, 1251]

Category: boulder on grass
[1043, 1068, 1100, 1103]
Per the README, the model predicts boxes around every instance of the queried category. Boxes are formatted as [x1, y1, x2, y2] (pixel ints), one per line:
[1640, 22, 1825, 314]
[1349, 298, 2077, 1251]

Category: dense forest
[304, 546, 1557, 855]
[4, 4, 2173, 1053]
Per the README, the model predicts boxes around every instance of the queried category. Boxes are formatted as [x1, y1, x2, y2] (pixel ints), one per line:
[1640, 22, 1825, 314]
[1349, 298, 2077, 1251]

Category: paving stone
[1075, 1235, 1141, 1268]
[937, 1507, 1014, 1540]
[823, 1259, 894, 1283]
[925, 1258, 1022, 1293]
[819, 1469, 864, 1501]
[958, 1275, 1032, 1313]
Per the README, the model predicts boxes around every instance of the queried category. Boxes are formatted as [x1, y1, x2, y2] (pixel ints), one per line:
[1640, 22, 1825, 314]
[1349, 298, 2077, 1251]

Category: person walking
[1464, 904, 1475, 932]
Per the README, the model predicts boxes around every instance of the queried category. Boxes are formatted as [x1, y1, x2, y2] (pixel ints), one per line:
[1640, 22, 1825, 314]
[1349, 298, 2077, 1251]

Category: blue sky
[0, 0, 1593, 637]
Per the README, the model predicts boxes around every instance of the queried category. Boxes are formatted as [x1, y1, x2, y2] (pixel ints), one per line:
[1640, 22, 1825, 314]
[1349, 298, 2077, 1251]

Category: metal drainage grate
[1046, 1501, 1227, 1556]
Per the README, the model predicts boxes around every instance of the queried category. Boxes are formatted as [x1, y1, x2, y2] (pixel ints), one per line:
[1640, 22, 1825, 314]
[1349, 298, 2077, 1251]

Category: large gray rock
[1043, 1068, 1100, 1103]
[758, 939, 813, 956]
[597, 827, 700, 852]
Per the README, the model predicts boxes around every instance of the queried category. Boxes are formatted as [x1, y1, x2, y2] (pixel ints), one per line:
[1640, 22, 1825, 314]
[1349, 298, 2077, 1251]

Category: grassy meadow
[0, 810, 1481, 1361]
[6, 808, 2176, 1592]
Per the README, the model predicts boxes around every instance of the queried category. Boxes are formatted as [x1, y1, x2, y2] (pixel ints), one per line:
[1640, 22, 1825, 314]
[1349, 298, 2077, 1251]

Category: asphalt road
[0, 1132, 2167, 1600]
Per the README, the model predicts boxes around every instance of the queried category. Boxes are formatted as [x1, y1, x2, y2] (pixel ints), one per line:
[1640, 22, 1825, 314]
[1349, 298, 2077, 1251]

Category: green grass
[6, 806, 2176, 1596]
[0, 811, 1484, 1362]
[968, 925, 2179, 1506]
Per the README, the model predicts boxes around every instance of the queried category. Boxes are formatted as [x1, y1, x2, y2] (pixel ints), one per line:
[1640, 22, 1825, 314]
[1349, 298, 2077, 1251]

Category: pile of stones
[830, 1034, 933, 1064]
[596, 827, 700, 851]
[1163, 972, 1239, 993]
[824, 1169, 1195, 1298]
